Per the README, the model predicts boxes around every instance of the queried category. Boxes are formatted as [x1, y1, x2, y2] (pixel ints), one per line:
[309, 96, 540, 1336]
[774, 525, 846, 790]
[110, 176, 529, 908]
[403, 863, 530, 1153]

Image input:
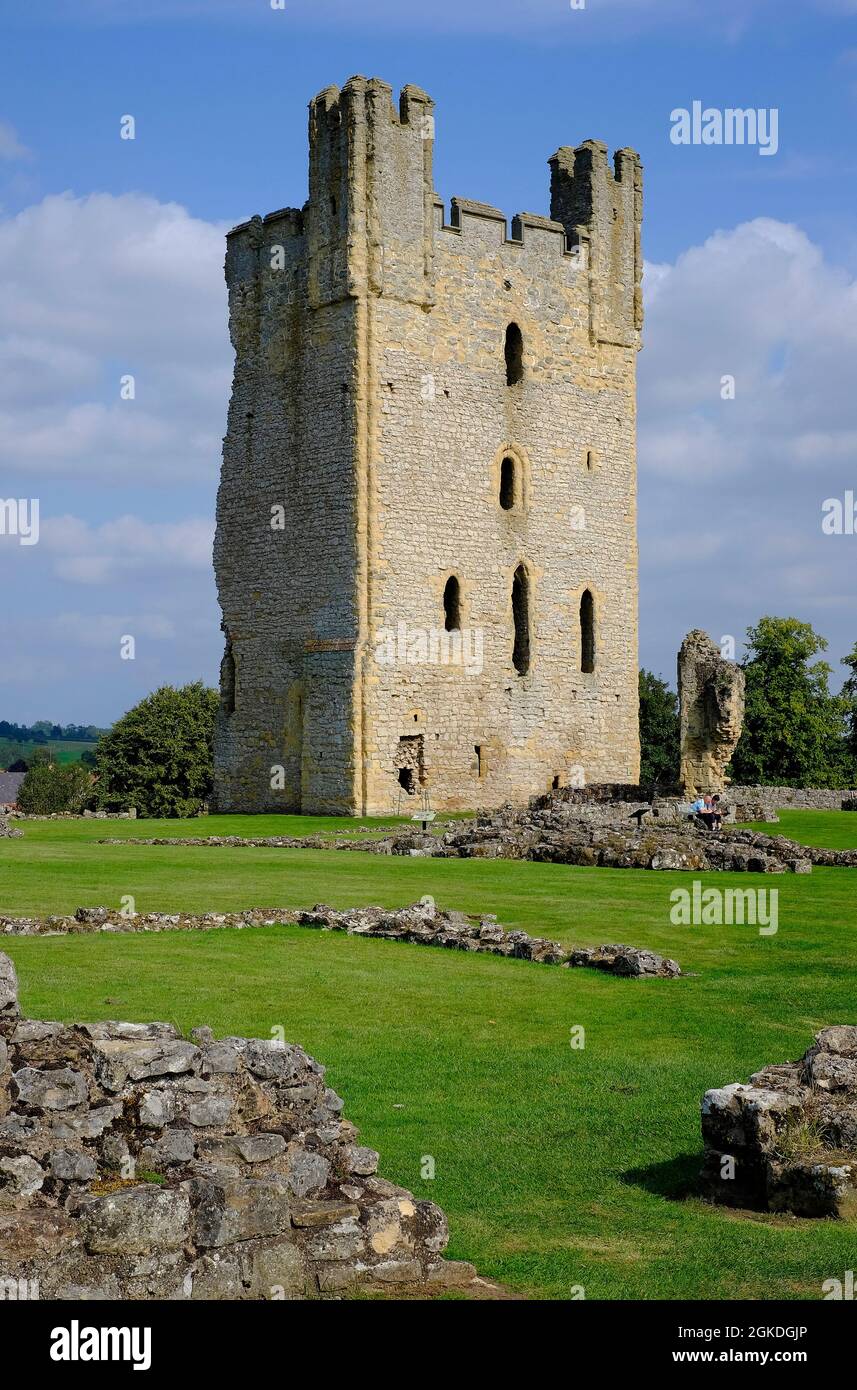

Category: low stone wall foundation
[0, 951, 474, 1299]
[0, 901, 681, 978]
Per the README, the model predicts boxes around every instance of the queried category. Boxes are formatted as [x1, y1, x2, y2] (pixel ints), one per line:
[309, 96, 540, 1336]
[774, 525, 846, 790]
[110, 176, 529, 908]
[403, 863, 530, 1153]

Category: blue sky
[1, 0, 856, 723]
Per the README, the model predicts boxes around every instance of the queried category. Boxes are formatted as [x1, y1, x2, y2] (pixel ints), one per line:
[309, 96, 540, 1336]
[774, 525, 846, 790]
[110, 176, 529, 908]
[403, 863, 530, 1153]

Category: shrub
[17, 761, 92, 815]
[95, 682, 218, 818]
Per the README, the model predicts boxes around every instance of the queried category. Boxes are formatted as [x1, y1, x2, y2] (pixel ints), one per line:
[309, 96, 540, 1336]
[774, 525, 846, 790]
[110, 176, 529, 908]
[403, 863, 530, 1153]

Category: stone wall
[213, 76, 642, 817]
[0, 953, 473, 1299]
[701, 1027, 857, 1218]
[0, 902, 682, 979]
[729, 785, 857, 819]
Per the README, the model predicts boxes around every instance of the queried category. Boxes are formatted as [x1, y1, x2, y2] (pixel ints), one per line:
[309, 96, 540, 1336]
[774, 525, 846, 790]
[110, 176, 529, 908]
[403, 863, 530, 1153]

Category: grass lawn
[743, 808, 857, 850]
[2, 810, 857, 1300]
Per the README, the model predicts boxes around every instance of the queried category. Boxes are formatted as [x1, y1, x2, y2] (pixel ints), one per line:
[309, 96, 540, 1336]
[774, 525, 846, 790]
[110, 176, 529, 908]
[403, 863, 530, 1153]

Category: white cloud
[0, 121, 32, 162]
[36, 512, 214, 584]
[0, 192, 231, 484]
[639, 217, 857, 684]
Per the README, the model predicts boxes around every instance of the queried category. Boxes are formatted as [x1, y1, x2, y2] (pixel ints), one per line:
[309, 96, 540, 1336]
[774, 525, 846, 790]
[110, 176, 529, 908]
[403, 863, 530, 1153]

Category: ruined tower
[212, 77, 643, 814]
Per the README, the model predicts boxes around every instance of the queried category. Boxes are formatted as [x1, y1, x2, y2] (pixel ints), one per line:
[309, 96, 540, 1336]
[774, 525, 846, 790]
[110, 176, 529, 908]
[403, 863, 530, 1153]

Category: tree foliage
[17, 761, 92, 815]
[728, 617, 855, 788]
[638, 669, 680, 790]
[95, 682, 218, 818]
[841, 641, 857, 766]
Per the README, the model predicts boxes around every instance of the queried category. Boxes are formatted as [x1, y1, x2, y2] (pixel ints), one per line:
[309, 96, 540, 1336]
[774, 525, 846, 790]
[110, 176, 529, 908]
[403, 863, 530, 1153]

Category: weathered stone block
[192, 1178, 291, 1248]
[82, 1187, 191, 1254]
[93, 1039, 199, 1091]
[49, 1149, 97, 1182]
[0, 953, 19, 1016]
[13, 1066, 88, 1111]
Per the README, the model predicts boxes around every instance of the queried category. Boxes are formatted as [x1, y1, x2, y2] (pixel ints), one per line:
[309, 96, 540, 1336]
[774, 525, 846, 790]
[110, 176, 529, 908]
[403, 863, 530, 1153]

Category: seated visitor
[697, 794, 717, 831]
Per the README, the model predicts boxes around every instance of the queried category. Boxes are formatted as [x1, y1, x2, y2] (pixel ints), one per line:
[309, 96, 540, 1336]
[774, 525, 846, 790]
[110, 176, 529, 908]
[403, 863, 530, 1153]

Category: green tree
[729, 617, 853, 788]
[841, 642, 857, 771]
[17, 761, 92, 814]
[95, 682, 218, 818]
[28, 746, 57, 766]
[638, 669, 680, 790]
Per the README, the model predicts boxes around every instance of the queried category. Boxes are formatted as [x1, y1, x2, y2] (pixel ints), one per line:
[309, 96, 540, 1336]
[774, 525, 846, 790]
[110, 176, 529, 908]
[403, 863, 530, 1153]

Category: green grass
[0, 738, 96, 767]
[742, 809, 857, 850]
[1, 810, 856, 1300]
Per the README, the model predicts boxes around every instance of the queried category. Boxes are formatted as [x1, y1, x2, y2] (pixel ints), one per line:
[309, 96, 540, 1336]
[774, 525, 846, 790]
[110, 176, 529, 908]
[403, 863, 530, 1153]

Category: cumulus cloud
[0, 121, 32, 162]
[639, 218, 857, 682]
[0, 192, 232, 484]
[38, 513, 215, 584]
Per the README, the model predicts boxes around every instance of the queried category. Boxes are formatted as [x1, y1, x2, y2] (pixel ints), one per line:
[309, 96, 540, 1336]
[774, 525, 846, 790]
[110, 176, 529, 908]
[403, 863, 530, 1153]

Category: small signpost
[396, 788, 435, 832]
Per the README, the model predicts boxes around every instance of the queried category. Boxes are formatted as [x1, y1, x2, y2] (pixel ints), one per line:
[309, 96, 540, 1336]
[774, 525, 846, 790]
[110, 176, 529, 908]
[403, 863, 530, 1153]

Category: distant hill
[0, 721, 107, 770]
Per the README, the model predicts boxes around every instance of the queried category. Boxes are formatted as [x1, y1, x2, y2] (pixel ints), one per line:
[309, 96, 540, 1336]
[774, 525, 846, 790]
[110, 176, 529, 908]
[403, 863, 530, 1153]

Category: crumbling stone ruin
[105, 791, 857, 874]
[0, 902, 681, 979]
[0, 951, 474, 1299]
[0, 812, 22, 839]
[678, 630, 745, 797]
[213, 75, 643, 816]
[701, 1027, 857, 1218]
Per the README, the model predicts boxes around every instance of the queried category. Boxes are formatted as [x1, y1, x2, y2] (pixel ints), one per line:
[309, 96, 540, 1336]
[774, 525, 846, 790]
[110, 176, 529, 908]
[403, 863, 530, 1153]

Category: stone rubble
[0, 950, 474, 1299]
[701, 1027, 857, 1217]
[0, 901, 681, 978]
[101, 786, 857, 875]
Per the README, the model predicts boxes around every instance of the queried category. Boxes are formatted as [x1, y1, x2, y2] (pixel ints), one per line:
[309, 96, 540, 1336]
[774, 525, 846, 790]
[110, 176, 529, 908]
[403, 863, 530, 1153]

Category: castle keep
[213, 77, 643, 814]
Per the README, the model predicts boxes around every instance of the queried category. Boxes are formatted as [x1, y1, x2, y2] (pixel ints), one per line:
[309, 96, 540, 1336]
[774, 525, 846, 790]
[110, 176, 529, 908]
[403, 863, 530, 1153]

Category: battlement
[309, 75, 434, 129]
[222, 79, 641, 341]
[433, 195, 585, 265]
[549, 140, 643, 347]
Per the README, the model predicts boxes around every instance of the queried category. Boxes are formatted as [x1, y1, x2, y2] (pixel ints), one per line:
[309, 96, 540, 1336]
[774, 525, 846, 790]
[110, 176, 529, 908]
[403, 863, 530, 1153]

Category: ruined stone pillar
[678, 630, 745, 797]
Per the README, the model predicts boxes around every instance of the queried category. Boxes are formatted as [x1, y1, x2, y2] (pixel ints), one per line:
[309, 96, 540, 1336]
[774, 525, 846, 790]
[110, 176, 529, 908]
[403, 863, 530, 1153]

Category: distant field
[2, 808, 856, 1300]
[0, 738, 97, 767]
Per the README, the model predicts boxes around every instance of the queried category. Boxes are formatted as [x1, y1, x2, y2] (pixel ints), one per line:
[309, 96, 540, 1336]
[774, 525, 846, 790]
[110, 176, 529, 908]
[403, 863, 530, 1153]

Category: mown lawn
[744, 808, 857, 850]
[1, 811, 856, 1300]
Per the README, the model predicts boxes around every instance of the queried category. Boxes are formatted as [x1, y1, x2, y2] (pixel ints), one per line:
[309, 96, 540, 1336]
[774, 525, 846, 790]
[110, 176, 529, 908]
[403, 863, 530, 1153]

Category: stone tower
[212, 77, 643, 815]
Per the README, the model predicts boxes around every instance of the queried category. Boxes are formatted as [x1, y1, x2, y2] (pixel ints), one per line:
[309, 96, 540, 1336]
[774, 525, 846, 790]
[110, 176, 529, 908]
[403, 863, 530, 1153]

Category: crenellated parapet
[549, 140, 643, 348]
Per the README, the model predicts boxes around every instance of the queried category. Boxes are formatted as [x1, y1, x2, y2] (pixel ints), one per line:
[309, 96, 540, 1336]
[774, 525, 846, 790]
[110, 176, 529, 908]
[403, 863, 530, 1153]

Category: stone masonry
[0, 902, 682, 980]
[0, 952, 472, 1299]
[701, 1027, 857, 1218]
[678, 630, 745, 797]
[213, 76, 643, 815]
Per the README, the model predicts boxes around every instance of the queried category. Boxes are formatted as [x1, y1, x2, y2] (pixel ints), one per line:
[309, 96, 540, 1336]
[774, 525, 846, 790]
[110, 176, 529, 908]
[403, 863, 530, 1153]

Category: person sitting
[710, 794, 724, 830]
[696, 794, 718, 831]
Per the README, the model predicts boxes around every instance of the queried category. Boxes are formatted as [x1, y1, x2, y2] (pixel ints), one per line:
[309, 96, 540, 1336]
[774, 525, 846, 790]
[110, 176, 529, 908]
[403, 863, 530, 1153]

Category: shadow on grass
[622, 1151, 702, 1201]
